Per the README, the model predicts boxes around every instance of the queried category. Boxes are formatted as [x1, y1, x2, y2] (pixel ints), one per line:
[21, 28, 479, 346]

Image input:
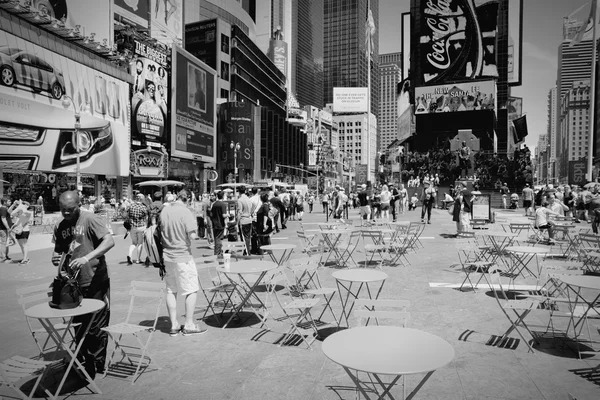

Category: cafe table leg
[564, 285, 600, 357]
[221, 271, 269, 329]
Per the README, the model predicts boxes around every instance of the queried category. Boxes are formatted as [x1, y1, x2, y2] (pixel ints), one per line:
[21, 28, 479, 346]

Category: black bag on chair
[49, 249, 82, 309]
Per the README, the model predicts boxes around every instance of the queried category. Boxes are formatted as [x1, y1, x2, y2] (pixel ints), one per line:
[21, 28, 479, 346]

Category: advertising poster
[507, 96, 522, 121]
[20, 0, 114, 48]
[401, 12, 410, 81]
[419, 0, 499, 84]
[185, 19, 218, 70]
[397, 77, 414, 142]
[569, 160, 587, 186]
[333, 87, 369, 113]
[268, 40, 288, 78]
[150, 0, 183, 45]
[415, 80, 496, 114]
[471, 193, 490, 221]
[508, 0, 523, 86]
[218, 101, 255, 182]
[130, 41, 169, 144]
[172, 45, 217, 163]
[0, 29, 130, 176]
[114, 0, 150, 30]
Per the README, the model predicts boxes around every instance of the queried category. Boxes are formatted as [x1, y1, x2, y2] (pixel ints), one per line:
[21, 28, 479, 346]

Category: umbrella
[221, 188, 233, 193]
[583, 182, 600, 189]
[135, 180, 185, 188]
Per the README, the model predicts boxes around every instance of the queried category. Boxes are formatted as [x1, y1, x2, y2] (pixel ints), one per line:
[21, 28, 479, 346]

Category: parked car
[0, 46, 65, 99]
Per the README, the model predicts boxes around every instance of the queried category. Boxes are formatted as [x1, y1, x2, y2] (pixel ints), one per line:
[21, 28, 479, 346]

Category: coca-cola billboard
[419, 0, 499, 84]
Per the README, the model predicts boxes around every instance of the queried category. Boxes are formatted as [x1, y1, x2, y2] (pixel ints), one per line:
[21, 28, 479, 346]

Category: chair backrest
[126, 281, 165, 329]
[288, 258, 321, 291]
[353, 299, 410, 327]
[222, 242, 247, 259]
[16, 283, 53, 311]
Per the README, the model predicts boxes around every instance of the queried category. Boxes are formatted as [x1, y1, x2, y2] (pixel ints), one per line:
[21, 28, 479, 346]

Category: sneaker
[169, 327, 181, 337]
[19, 259, 30, 265]
[137, 260, 144, 264]
[182, 325, 207, 336]
[126, 256, 133, 265]
[427, 220, 431, 224]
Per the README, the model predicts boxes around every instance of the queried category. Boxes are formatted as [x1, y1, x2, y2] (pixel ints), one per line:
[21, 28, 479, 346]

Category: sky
[378, 0, 594, 152]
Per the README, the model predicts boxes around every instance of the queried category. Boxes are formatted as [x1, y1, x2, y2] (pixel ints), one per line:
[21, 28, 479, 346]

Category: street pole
[230, 141, 240, 197]
[62, 96, 89, 193]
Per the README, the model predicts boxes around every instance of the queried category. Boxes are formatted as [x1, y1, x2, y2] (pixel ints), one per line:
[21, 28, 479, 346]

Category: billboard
[355, 164, 368, 186]
[185, 19, 218, 71]
[171, 45, 217, 163]
[397, 77, 414, 142]
[507, 96, 522, 121]
[333, 87, 369, 113]
[218, 101, 256, 182]
[268, 40, 288, 78]
[508, 0, 523, 86]
[150, 0, 182, 45]
[131, 41, 168, 145]
[419, 0, 499, 84]
[0, 29, 130, 176]
[415, 80, 496, 114]
[401, 12, 410, 81]
[569, 160, 587, 186]
[114, 0, 150, 30]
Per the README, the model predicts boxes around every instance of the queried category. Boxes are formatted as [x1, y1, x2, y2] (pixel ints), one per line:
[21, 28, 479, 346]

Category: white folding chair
[222, 241, 249, 259]
[101, 281, 165, 383]
[17, 283, 80, 358]
[0, 355, 58, 400]
[353, 299, 410, 327]
[361, 230, 388, 269]
[455, 233, 497, 292]
[196, 262, 237, 323]
[271, 268, 321, 350]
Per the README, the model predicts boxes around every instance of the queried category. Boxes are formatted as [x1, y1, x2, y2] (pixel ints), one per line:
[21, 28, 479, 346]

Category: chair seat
[504, 300, 539, 310]
[283, 298, 320, 310]
[102, 322, 152, 335]
[207, 283, 236, 292]
[364, 244, 387, 251]
[1, 356, 56, 382]
[304, 288, 337, 296]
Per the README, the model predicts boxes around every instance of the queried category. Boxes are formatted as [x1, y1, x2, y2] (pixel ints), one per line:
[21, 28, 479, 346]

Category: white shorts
[164, 259, 199, 296]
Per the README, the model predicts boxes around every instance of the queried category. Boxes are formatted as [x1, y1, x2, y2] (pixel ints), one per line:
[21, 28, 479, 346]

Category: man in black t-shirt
[209, 191, 229, 256]
[51, 191, 115, 378]
[0, 198, 12, 262]
[358, 184, 371, 220]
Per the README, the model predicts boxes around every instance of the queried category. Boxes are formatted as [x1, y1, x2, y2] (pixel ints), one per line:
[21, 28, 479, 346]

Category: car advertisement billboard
[114, 0, 150, 30]
[333, 87, 369, 113]
[419, 0, 499, 84]
[130, 40, 168, 145]
[150, 0, 183, 46]
[0, 29, 130, 176]
[171, 45, 217, 163]
[185, 19, 218, 71]
[20, 0, 114, 48]
[414, 80, 496, 114]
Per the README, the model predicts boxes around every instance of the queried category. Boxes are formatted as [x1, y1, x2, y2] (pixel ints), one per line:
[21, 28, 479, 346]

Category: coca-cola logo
[423, 0, 466, 72]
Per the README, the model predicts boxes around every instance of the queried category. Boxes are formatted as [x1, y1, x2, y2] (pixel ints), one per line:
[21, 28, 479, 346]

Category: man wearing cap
[357, 184, 371, 220]
[126, 193, 149, 264]
[452, 181, 472, 233]
[420, 180, 436, 224]
[522, 184, 534, 216]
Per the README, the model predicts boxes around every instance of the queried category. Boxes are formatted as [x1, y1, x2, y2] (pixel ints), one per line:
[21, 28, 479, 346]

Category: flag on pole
[571, 0, 597, 47]
[365, 7, 376, 58]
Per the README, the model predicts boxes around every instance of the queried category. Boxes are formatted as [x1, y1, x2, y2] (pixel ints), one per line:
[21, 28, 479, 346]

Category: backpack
[143, 220, 165, 279]
[282, 194, 290, 207]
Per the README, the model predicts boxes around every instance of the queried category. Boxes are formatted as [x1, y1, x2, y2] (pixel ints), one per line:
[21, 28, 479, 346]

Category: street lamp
[230, 141, 241, 196]
[61, 96, 91, 192]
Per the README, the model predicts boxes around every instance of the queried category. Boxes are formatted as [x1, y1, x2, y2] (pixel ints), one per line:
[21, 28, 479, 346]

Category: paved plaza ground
[1, 206, 600, 400]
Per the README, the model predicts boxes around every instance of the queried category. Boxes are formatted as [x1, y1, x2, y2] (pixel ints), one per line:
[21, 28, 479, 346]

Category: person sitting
[442, 192, 454, 210]
[534, 201, 561, 245]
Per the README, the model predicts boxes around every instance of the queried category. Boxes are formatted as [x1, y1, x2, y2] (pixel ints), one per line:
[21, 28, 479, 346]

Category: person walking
[307, 193, 314, 213]
[126, 194, 149, 265]
[209, 191, 229, 256]
[379, 185, 392, 221]
[452, 181, 472, 234]
[256, 193, 273, 250]
[269, 193, 284, 232]
[420, 180, 436, 224]
[322, 192, 329, 214]
[389, 184, 399, 221]
[236, 186, 253, 255]
[158, 189, 205, 336]
[51, 190, 115, 378]
[398, 184, 408, 214]
[358, 184, 371, 221]
[522, 183, 534, 216]
[0, 198, 12, 262]
[10, 200, 33, 264]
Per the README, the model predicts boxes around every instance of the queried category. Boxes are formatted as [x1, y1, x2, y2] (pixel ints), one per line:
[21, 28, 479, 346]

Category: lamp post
[62, 96, 91, 193]
[230, 141, 241, 196]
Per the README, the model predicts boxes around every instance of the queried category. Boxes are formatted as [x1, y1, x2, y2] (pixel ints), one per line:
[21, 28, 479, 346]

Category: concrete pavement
[1, 206, 600, 399]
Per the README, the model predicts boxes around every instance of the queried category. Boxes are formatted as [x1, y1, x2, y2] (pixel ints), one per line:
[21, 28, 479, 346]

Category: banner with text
[218, 101, 255, 183]
[415, 80, 496, 114]
[569, 160, 587, 186]
[333, 87, 369, 113]
[171, 45, 217, 163]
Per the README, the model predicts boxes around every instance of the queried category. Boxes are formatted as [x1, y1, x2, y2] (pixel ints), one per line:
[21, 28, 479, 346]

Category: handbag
[49, 243, 82, 310]
[123, 219, 132, 231]
[447, 204, 454, 215]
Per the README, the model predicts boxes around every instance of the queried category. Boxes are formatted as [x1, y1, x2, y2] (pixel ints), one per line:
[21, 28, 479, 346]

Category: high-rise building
[558, 80, 591, 180]
[378, 52, 401, 151]
[335, 112, 377, 174]
[323, 0, 379, 117]
[557, 41, 594, 99]
[563, 18, 585, 41]
[185, 0, 257, 38]
[547, 87, 557, 182]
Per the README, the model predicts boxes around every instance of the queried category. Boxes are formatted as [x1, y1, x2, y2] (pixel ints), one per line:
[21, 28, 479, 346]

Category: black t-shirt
[210, 200, 228, 229]
[256, 203, 272, 234]
[358, 191, 369, 207]
[53, 211, 110, 287]
[0, 206, 10, 231]
[270, 197, 283, 209]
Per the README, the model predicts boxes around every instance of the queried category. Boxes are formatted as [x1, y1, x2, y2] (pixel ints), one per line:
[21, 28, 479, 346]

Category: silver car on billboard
[0, 93, 116, 173]
[0, 46, 66, 99]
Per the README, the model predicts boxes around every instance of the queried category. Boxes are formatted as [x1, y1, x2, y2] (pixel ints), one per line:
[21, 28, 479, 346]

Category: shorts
[131, 226, 145, 245]
[296, 204, 304, 212]
[164, 259, 199, 296]
[523, 200, 532, 208]
[0, 230, 7, 245]
[16, 231, 30, 240]
[380, 204, 390, 211]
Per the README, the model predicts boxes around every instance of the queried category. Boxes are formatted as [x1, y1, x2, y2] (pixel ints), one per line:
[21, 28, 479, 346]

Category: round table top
[322, 326, 455, 375]
[477, 231, 516, 238]
[260, 244, 296, 251]
[217, 260, 278, 274]
[560, 275, 600, 290]
[25, 298, 105, 319]
[332, 269, 388, 283]
[505, 246, 550, 254]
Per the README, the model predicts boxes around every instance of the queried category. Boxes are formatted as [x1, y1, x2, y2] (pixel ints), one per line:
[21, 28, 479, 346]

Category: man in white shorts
[159, 189, 205, 336]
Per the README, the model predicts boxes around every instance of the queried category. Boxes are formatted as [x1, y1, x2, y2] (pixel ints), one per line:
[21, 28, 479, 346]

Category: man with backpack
[278, 190, 290, 229]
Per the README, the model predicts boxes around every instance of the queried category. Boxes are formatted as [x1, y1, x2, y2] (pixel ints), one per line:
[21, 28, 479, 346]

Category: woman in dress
[10, 200, 33, 264]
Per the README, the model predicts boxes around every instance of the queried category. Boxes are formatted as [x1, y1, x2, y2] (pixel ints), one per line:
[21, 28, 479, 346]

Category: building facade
[378, 52, 401, 151]
[335, 112, 377, 183]
[547, 87, 557, 183]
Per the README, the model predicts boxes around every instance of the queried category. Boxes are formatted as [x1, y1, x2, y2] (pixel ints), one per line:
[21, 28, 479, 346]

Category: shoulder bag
[49, 253, 82, 309]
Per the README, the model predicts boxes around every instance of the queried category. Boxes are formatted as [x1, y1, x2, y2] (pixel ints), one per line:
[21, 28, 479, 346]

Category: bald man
[52, 191, 115, 379]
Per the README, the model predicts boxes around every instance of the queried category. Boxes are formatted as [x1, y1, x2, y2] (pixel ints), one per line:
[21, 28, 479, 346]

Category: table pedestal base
[342, 366, 435, 400]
